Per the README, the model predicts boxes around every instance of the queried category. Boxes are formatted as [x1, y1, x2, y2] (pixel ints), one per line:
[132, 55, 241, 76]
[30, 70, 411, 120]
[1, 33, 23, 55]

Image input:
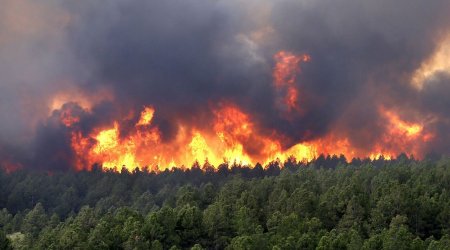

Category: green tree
[144, 206, 180, 247]
[22, 203, 47, 239]
[150, 240, 163, 250]
[0, 230, 13, 250]
[382, 215, 415, 250]
[176, 204, 203, 247]
[191, 243, 204, 250]
[234, 206, 259, 235]
[203, 202, 232, 248]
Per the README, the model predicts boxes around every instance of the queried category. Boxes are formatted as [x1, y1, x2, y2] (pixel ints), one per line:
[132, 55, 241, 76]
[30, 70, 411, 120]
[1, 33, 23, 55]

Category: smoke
[1, 0, 450, 170]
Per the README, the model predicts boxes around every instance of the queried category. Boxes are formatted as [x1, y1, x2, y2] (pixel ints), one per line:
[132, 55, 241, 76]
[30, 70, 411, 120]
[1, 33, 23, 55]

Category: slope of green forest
[0, 156, 449, 249]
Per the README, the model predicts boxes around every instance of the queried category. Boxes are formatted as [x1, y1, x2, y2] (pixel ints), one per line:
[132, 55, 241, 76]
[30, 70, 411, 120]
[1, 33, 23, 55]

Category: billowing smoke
[1, 0, 450, 170]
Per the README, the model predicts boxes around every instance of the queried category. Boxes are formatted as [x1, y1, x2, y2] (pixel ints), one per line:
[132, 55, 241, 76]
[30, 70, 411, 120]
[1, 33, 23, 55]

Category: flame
[55, 51, 435, 172]
[273, 51, 310, 112]
[188, 132, 220, 165]
[381, 109, 423, 137]
[374, 107, 428, 158]
[65, 103, 434, 171]
[136, 106, 155, 126]
[93, 123, 120, 153]
[273, 51, 310, 87]
[69, 104, 273, 170]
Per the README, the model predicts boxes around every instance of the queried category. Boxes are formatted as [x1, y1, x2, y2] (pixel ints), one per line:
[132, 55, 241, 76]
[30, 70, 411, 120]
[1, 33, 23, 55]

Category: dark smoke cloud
[1, 0, 450, 170]
[270, 0, 450, 147]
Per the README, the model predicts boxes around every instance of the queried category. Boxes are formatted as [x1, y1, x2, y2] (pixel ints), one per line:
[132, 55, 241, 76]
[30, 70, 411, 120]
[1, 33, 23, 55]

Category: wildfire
[49, 51, 434, 172]
[381, 109, 423, 137]
[273, 51, 310, 112]
[66, 104, 428, 171]
[136, 106, 155, 126]
[93, 123, 120, 153]
[68, 105, 257, 171]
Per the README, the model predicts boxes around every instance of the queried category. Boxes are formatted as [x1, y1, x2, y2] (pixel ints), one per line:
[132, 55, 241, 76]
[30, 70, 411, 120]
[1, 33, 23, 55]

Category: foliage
[0, 155, 449, 249]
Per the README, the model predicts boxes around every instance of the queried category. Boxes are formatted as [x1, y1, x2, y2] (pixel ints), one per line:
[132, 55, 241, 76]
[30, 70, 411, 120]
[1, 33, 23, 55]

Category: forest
[0, 155, 449, 249]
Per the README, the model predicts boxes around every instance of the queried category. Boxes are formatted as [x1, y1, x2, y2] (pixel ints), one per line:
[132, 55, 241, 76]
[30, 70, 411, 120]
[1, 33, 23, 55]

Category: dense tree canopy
[0, 155, 449, 249]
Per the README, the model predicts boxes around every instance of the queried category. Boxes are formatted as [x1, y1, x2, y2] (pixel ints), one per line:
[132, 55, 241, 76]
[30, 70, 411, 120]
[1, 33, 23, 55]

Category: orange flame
[273, 51, 310, 112]
[57, 51, 434, 171]
[373, 107, 429, 158]
[381, 108, 423, 137]
[65, 103, 433, 171]
[136, 106, 155, 126]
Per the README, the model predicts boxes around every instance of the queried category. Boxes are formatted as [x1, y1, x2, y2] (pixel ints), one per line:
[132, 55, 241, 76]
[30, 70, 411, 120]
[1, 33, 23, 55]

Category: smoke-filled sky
[1, 0, 450, 170]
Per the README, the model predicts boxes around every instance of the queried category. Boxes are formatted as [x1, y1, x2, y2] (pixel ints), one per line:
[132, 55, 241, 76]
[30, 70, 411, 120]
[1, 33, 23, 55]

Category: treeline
[0, 155, 449, 249]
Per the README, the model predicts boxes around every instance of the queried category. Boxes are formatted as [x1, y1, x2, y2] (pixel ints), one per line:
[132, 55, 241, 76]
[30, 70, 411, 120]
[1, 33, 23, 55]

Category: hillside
[1, 157, 449, 249]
